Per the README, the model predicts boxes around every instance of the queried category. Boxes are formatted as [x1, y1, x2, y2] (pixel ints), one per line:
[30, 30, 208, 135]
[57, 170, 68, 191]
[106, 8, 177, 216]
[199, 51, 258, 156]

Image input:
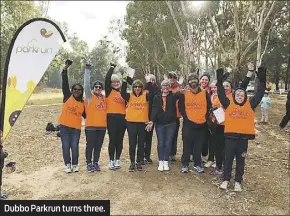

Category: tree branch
[241, 1, 253, 31]
[259, 18, 275, 64]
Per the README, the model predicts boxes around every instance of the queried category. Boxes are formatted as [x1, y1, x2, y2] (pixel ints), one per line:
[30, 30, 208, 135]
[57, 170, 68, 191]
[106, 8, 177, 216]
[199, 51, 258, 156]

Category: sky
[44, 1, 130, 64]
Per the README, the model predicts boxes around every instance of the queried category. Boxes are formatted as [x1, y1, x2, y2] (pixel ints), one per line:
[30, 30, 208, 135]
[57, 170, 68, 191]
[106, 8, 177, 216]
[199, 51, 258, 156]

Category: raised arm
[105, 64, 116, 97]
[121, 80, 130, 102]
[240, 62, 255, 89]
[61, 61, 72, 103]
[84, 64, 92, 103]
[216, 68, 230, 109]
[250, 67, 266, 109]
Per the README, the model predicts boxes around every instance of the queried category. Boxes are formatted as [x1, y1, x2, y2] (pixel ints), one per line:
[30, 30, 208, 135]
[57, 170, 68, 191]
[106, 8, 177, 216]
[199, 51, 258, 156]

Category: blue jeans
[59, 125, 81, 165]
[155, 123, 176, 161]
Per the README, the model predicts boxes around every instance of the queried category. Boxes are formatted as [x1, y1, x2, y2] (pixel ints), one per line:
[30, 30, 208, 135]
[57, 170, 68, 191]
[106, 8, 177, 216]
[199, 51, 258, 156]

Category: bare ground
[1, 94, 289, 215]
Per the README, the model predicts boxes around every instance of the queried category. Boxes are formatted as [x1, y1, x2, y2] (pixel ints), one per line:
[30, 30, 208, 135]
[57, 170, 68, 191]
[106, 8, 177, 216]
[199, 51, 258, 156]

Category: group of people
[58, 60, 268, 192]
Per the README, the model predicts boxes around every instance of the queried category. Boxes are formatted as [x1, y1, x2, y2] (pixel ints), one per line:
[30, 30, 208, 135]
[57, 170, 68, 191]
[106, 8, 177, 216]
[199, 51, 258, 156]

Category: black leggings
[127, 122, 146, 163]
[107, 115, 126, 161]
[144, 126, 154, 160]
[212, 125, 225, 169]
[85, 129, 106, 163]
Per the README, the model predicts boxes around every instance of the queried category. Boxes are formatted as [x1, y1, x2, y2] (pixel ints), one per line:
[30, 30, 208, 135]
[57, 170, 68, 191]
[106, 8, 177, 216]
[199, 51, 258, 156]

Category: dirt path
[2, 96, 289, 215]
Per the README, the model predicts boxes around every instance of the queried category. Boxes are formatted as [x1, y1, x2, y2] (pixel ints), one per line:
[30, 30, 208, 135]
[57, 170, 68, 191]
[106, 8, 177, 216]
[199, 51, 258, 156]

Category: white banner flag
[0, 18, 66, 141]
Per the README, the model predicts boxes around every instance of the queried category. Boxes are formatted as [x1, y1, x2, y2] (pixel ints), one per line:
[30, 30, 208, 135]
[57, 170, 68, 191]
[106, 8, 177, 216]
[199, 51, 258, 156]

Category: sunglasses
[73, 88, 82, 91]
[133, 85, 142, 88]
[94, 85, 102, 89]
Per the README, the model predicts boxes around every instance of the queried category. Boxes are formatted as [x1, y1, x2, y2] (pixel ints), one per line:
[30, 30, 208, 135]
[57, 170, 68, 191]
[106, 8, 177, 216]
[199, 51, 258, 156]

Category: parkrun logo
[129, 101, 146, 110]
[113, 95, 125, 104]
[16, 38, 53, 54]
[229, 108, 250, 120]
[186, 100, 203, 109]
[95, 101, 106, 110]
[67, 105, 82, 116]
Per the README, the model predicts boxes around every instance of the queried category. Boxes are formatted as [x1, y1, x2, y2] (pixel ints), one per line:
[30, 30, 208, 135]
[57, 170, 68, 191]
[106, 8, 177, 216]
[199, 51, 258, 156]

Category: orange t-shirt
[84, 94, 107, 127]
[58, 96, 84, 130]
[184, 89, 207, 124]
[171, 87, 181, 118]
[106, 89, 126, 115]
[126, 93, 149, 123]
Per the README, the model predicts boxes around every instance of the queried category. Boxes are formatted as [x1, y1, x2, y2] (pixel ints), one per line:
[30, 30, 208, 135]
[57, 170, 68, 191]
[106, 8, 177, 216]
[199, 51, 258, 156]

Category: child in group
[260, 91, 271, 124]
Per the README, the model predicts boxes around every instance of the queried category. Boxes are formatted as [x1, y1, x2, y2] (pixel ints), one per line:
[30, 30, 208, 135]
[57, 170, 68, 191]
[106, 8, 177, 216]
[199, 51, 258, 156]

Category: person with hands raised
[145, 79, 183, 172]
[58, 60, 85, 174]
[83, 64, 107, 172]
[104, 63, 128, 170]
[216, 67, 266, 192]
[121, 72, 157, 172]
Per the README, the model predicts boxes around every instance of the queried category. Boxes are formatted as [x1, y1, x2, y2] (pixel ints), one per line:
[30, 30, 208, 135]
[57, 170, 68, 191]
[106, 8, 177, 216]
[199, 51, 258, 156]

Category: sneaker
[220, 180, 229, 190]
[87, 163, 94, 173]
[94, 162, 100, 172]
[72, 165, 79, 173]
[204, 160, 214, 168]
[170, 155, 176, 161]
[129, 163, 135, 172]
[109, 160, 115, 170]
[163, 161, 169, 171]
[158, 161, 164, 171]
[194, 165, 204, 173]
[65, 164, 72, 173]
[181, 165, 189, 173]
[211, 167, 223, 175]
[234, 182, 242, 192]
[202, 156, 207, 163]
[145, 158, 153, 164]
[211, 162, 216, 168]
[136, 162, 142, 171]
[114, 159, 121, 169]
[141, 160, 146, 165]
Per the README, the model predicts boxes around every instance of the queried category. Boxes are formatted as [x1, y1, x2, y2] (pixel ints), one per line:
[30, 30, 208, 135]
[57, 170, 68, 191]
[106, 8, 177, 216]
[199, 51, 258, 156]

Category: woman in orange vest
[84, 64, 107, 172]
[168, 71, 181, 161]
[121, 74, 157, 172]
[209, 63, 255, 174]
[58, 60, 85, 173]
[216, 67, 266, 192]
[105, 64, 133, 170]
[178, 73, 212, 173]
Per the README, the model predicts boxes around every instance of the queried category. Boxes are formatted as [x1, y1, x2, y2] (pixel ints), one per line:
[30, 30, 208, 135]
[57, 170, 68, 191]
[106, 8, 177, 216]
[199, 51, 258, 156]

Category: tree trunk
[285, 40, 290, 90]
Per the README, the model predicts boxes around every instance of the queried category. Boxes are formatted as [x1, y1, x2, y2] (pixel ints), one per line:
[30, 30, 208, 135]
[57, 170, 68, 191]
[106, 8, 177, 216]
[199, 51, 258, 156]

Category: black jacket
[150, 91, 181, 125]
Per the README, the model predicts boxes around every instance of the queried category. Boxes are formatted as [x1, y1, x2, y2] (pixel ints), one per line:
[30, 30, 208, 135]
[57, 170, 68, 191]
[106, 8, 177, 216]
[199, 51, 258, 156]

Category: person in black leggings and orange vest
[84, 64, 107, 172]
[208, 63, 254, 174]
[179, 73, 212, 173]
[168, 71, 181, 161]
[121, 73, 156, 172]
[216, 66, 266, 192]
[105, 64, 133, 170]
[58, 60, 85, 173]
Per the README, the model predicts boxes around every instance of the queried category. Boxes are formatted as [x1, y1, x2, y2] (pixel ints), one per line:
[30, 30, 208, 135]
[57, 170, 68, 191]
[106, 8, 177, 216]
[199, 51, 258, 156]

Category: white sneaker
[158, 161, 164, 171]
[163, 161, 169, 171]
[65, 164, 72, 173]
[204, 160, 214, 168]
[220, 181, 229, 190]
[114, 159, 121, 169]
[109, 160, 115, 170]
[211, 162, 216, 168]
[202, 156, 208, 163]
[234, 182, 242, 192]
[72, 165, 79, 172]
